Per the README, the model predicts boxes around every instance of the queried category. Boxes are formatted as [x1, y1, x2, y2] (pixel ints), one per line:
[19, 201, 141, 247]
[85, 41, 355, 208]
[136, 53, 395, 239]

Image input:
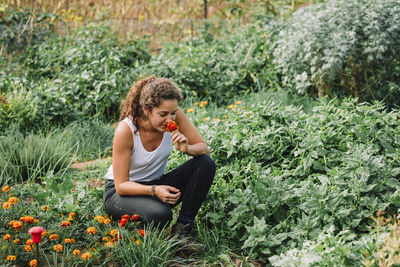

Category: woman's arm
[174, 108, 210, 156]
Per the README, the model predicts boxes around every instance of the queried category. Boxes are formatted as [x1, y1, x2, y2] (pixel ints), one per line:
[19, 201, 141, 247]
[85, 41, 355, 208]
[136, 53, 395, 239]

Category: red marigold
[20, 216, 35, 224]
[49, 234, 58, 240]
[119, 218, 128, 227]
[3, 234, 11, 241]
[61, 221, 70, 227]
[131, 214, 140, 221]
[138, 229, 145, 237]
[86, 227, 96, 235]
[121, 214, 130, 221]
[166, 121, 179, 132]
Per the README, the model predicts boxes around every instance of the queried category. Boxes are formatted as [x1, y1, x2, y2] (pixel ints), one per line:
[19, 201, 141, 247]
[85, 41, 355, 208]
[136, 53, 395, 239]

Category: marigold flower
[119, 218, 128, 227]
[131, 214, 140, 221]
[193, 102, 198, 106]
[94, 215, 105, 223]
[199, 101, 207, 108]
[186, 108, 194, 113]
[2, 201, 11, 209]
[53, 244, 63, 252]
[13, 239, 20, 244]
[86, 227, 96, 235]
[3, 234, 11, 241]
[104, 218, 111, 224]
[81, 252, 91, 260]
[42, 230, 48, 236]
[138, 229, 145, 237]
[64, 238, 75, 244]
[25, 245, 32, 252]
[89, 247, 96, 252]
[8, 197, 18, 204]
[49, 234, 58, 240]
[235, 101, 242, 105]
[213, 118, 221, 122]
[109, 229, 118, 236]
[20, 216, 35, 224]
[102, 236, 111, 242]
[2, 185, 11, 193]
[166, 121, 179, 132]
[61, 221, 70, 227]
[29, 259, 37, 267]
[73, 249, 80, 256]
[26, 239, 33, 245]
[228, 104, 234, 109]
[6, 255, 16, 261]
[104, 241, 114, 247]
[136, 239, 141, 245]
[41, 205, 50, 211]
[9, 220, 22, 231]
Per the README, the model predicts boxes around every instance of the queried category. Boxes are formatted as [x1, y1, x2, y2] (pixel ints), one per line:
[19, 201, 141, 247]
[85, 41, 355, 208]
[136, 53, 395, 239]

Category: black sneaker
[170, 222, 203, 257]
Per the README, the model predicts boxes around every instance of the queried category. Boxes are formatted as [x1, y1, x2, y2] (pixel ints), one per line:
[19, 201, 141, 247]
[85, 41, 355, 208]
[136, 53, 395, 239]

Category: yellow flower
[223, 115, 228, 119]
[227, 105, 234, 109]
[53, 244, 63, 252]
[2, 201, 11, 209]
[94, 215, 105, 223]
[235, 101, 242, 105]
[2, 185, 11, 193]
[73, 249, 80, 256]
[203, 117, 209, 121]
[136, 239, 141, 245]
[81, 252, 91, 260]
[104, 218, 111, 224]
[6, 255, 16, 261]
[213, 118, 221, 122]
[186, 108, 194, 113]
[29, 259, 37, 267]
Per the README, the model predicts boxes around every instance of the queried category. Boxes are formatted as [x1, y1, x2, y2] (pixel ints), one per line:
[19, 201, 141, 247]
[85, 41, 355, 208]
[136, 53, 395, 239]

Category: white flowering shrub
[273, 0, 400, 108]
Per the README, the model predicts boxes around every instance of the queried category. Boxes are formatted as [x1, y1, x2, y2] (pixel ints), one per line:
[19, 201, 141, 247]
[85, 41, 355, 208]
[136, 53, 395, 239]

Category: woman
[103, 76, 216, 239]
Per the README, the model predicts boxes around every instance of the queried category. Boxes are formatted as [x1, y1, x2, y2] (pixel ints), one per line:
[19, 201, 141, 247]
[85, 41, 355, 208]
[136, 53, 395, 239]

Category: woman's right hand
[154, 185, 181, 205]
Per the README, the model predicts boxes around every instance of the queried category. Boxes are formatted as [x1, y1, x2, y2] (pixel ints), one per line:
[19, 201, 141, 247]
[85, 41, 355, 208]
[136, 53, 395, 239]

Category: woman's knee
[197, 154, 216, 177]
[142, 204, 173, 228]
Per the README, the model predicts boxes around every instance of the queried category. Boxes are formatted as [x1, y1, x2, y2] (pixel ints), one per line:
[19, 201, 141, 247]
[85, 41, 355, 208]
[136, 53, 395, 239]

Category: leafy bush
[273, 0, 400, 109]
[0, 7, 59, 53]
[140, 21, 279, 104]
[181, 97, 400, 262]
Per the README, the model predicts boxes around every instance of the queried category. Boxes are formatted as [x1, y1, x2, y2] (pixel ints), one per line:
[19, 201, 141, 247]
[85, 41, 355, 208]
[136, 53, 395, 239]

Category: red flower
[131, 214, 140, 221]
[121, 215, 130, 221]
[138, 229, 145, 237]
[119, 218, 128, 227]
[61, 221, 70, 227]
[166, 121, 179, 132]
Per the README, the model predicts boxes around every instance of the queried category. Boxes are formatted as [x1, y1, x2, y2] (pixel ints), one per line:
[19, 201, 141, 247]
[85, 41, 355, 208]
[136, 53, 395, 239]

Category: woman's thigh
[104, 181, 173, 228]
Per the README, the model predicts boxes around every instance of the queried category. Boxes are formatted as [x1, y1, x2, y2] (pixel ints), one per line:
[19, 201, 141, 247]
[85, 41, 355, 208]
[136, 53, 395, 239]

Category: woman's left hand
[171, 130, 189, 153]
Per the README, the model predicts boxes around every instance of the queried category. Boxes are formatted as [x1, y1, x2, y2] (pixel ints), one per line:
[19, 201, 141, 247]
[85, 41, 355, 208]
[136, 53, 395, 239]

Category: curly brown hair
[119, 76, 183, 130]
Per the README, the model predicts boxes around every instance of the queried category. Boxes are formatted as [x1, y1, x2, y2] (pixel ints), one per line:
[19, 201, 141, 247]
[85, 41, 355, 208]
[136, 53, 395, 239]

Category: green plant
[273, 0, 400, 109]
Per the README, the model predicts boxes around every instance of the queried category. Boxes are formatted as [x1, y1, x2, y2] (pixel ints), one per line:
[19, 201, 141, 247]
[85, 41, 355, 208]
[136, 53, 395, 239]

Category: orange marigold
[20, 216, 35, 224]
[13, 239, 20, 244]
[53, 244, 63, 252]
[2, 202, 11, 209]
[49, 234, 58, 240]
[81, 252, 91, 260]
[86, 227, 96, 235]
[64, 238, 75, 244]
[138, 229, 145, 237]
[104, 241, 114, 247]
[9, 220, 22, 231]
[3, 234, 11, 241]
[26, 239, 33, 245]
[6, 255, 16, 261]
[29, 259, 37, 267]
[8, 197, 18, 204]
[109, 229, 118, 236]
[25, 245, 32, 252]
[41, 205, 50, 211]
[2, 185, 11, 192]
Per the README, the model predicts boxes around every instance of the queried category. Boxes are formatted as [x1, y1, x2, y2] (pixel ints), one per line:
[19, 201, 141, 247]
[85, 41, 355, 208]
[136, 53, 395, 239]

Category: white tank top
[104, 117, 172, 182]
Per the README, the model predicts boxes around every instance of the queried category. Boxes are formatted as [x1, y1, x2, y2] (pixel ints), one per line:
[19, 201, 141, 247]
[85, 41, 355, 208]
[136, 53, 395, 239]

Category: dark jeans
[103, 154, 216, 228]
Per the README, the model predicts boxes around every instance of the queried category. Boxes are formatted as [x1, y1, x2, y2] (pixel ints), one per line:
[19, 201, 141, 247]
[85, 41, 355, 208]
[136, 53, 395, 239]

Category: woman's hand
[171, 130, 189, 153]
[154, 185, 181, 205]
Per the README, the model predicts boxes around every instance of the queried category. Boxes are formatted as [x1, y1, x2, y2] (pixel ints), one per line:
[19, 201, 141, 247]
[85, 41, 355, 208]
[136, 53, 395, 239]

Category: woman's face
[145, 99, 179, 132]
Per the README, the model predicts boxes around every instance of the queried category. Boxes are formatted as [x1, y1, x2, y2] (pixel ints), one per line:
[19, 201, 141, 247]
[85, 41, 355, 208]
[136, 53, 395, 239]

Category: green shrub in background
[273, 0, 400, 109]
[0, 7, 59, 54]
[140, 20, 279, 104]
